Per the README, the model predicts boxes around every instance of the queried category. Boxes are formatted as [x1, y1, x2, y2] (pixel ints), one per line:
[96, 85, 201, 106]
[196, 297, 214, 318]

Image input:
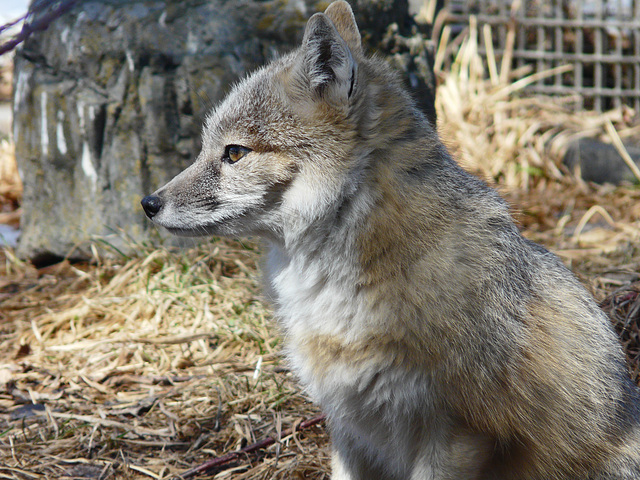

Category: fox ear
[324, 1, 362, 56]
[302, 12, 356, 104]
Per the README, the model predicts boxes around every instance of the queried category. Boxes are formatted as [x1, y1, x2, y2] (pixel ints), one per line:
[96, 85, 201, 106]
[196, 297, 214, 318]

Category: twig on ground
[175, 414, 327, 479]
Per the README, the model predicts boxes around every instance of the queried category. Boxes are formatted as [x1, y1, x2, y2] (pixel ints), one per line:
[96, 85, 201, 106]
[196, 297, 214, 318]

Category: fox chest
[270, 270, 445, 475]
[265, 246, 362, 331]
[266, 252, 429, 398]
[265, 250, 452, 468]
[266, 254, 369, 366]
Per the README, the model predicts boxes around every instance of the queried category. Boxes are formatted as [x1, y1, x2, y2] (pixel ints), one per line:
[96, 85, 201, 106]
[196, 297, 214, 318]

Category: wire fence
[441, 0, 640, 112]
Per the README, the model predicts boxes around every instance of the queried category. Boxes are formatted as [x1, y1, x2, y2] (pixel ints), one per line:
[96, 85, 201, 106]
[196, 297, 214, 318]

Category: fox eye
[223, 145, 252, 164]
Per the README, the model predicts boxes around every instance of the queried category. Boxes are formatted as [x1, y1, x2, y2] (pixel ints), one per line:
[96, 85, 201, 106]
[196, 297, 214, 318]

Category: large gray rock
[564, 138, 640, 185]
[13, 0, 435, 262]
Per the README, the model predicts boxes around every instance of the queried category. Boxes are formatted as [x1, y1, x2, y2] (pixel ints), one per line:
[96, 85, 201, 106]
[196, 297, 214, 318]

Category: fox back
[142, 2, 640, 479]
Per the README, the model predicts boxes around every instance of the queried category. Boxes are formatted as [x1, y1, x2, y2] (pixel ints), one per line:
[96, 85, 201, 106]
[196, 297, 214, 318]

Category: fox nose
[141, 195, 163, 219]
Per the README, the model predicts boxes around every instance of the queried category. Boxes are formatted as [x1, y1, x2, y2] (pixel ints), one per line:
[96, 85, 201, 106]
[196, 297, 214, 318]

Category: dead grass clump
[0, 140, 21, 226]
[0, 60, 12, 102]
[434, 16, 640, 191]
[1, 240, 328, 479]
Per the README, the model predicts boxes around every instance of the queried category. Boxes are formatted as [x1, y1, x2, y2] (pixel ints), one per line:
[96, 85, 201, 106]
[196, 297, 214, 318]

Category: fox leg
[330, 440, 399, 480]
[331, 448, 357, 480]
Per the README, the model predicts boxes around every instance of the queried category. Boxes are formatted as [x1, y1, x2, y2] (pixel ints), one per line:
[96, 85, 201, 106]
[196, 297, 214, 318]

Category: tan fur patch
[298, 331, 442, 382]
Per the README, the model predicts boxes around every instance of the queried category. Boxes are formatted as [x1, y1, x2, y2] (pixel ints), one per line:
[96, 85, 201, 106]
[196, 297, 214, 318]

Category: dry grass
[1, 13, 640, 480]
[0, 61, 12, 103]
[435, 16, 640, 190]
[0, 140, 21, 227]
[1, 240, 328, 479]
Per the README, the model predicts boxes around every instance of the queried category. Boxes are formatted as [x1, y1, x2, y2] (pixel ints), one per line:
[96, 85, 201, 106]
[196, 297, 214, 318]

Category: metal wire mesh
[442, 0, 640, 111]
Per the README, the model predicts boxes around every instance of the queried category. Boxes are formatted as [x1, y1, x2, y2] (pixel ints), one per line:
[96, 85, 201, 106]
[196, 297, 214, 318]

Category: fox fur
[141, 2, 640, 478]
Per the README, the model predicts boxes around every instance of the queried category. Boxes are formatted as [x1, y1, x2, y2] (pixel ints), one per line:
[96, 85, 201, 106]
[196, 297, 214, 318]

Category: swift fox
[141, 2, 640, 478]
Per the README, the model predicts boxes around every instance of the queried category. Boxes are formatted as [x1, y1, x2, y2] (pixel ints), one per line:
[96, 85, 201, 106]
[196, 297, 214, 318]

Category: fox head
[141, 1, 427, 243]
